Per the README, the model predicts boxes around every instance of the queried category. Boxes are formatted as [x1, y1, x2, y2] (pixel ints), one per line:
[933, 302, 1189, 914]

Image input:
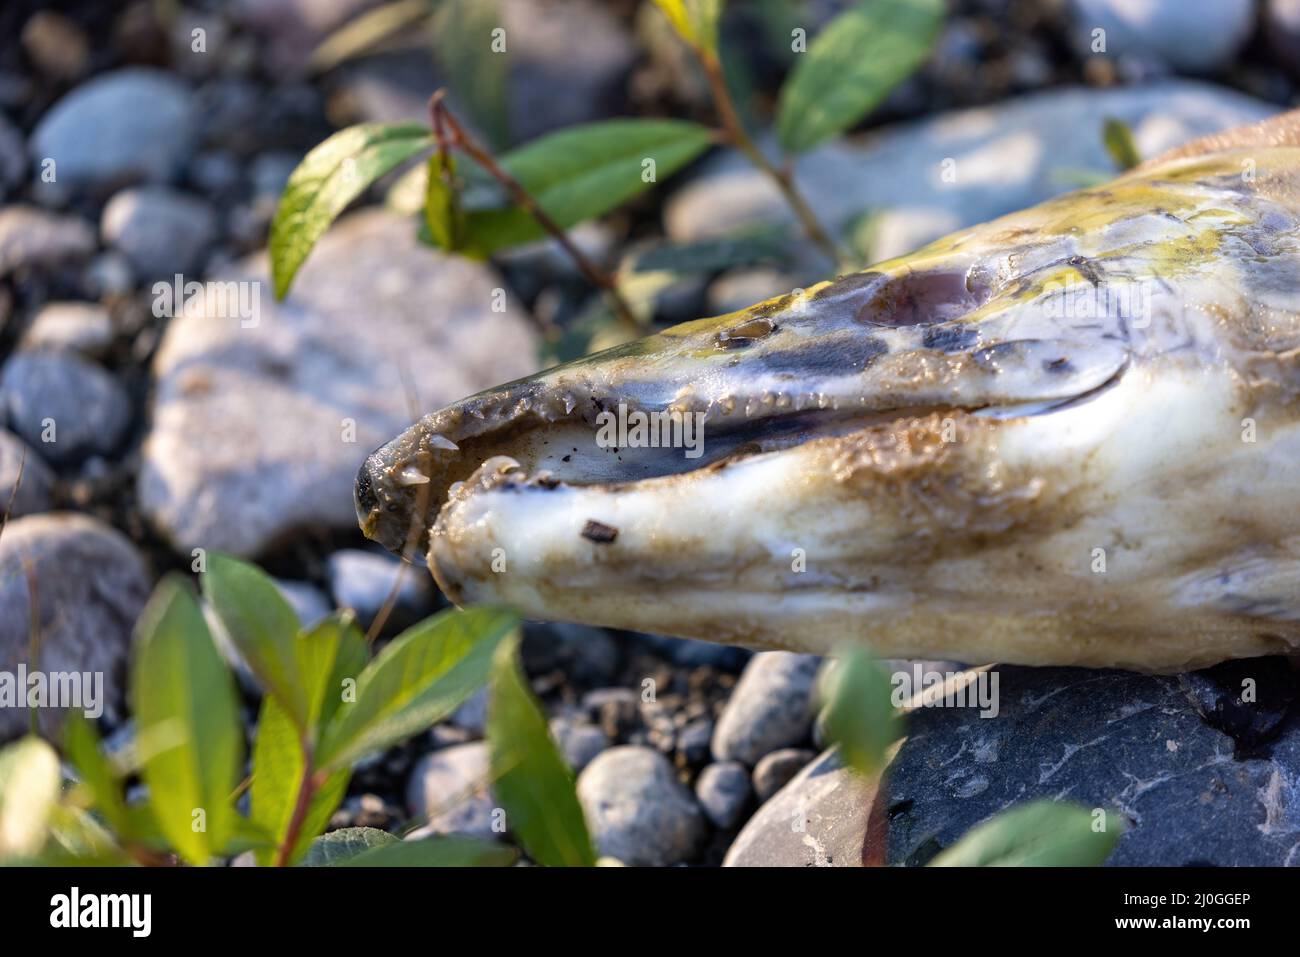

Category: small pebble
[695, 761, 751, 830]
[752, 748, 817, 803]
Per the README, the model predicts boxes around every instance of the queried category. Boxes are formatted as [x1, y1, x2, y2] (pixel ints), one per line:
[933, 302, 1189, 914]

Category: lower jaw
[431, 565, 1300, 672]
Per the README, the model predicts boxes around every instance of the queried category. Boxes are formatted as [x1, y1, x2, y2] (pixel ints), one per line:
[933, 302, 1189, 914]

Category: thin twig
[364, 561, 409, 644]
[24, 558, 42, 738]
[429, 91, 642, 336]
[0, 447, 24, 548]
[694, 47, 841, 266]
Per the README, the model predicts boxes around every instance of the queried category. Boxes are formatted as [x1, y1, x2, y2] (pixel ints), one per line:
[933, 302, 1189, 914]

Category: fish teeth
[481, 455, 522, 475]
[426, 433, 459, 451]
[396, 466, 431, 486]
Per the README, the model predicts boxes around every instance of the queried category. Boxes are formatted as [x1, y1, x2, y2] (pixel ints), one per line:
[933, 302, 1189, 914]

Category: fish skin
[358, 110, 1300, 672]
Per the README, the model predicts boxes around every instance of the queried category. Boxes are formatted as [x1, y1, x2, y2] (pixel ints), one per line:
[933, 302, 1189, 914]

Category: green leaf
[310, 0, 437, 74]
[298, 613, 370, 734]
[1102, 117, 1141, 171]
[775, 0, 944, 155]
[433, 0, 510, 148]
[270, 122, 434, 298]
[487, 636, 595, 867]
[40, 805, 129, 864]
[0, 736, 60, 858]
[250, 693, 350, 866]
[929, 800, 1125, 867]
[423, 152, 467, 252]
[202, 553, 308, 729]
[62, 713, 128, 833]
[315, 607, 519, 772]
[340, 834, 518, 867]
[300, 827, 395, 866]
[248, 614, 364, 865]
[652, 0, 724, 53]
[224, 815, 278, 856]
[455, 119, 713, 256]
[820, 649, 902, 777]
[130, 576, 242, 866]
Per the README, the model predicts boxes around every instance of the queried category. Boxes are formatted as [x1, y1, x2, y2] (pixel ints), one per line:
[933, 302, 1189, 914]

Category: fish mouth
[356, 242, 1131, 632]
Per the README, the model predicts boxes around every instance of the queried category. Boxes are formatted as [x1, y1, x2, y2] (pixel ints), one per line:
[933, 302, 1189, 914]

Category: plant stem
[429, 93, 642, 336]
[695, 48, 841, 267]
[275, 742, 317, 867]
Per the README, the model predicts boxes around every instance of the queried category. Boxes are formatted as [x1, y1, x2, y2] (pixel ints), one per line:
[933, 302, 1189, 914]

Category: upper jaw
[355, 233, 1131, 568]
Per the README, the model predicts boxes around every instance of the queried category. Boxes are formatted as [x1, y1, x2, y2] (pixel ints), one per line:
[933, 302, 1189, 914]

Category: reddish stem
[428, 92, 640, 336]
[275, 742, 317, 867]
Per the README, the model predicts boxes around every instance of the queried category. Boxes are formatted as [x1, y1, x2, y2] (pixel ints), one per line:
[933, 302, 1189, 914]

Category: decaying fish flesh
[356, 111, 1300, 673]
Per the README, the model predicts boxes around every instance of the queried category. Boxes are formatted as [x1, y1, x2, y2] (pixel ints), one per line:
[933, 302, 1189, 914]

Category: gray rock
[583, 687, 642, 740]
[101, 187, 217, 280]
[21, 12, 90, 83]
[724, 748, 874, 867]
[138, 208, 540, 557]
[675, 716, 713, 766]
[577, 746, 705, 866]
[881, 659, 970, 701]
[1065, 0, 1255, 74]
[82, 252, 134, 300]
[405, 742, 501, 841]
[0, 430, 55, 517]
[330, 51, 441, 128]
[549, 716, 610, 772]
[273, 578, 332, 629]
[712, 652, 821, 765]
[521, 621, 621, 686]
[0, 114, 25, 200]
[666, 83, 1275, 264]
[695, 761, 751, 830]
[248, 151, 300, 200]
[20, 301, 114, 357]
[189, 151, 241, 198]
[331, 0, 634, 144]
[0, 513, 151, 740]
[0, 206, 95, 278]
[501, 0, 636, 142]
[327, 548, 437, 633]
[427, 723, 475, 751]
[633, 632, 752, 671]
[30, 68, 197, 188]
[886, 666, 1300, 867]
[1266, 0, 1300, 78]
[707, 269, 802, 317]
[1, 351, 131, 466]
[450, 686, 489, 736]
[232, 0, 377, 76]
[753, 748, 817, 803]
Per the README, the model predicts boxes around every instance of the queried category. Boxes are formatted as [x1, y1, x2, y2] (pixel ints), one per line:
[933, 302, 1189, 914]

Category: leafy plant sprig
[0, 555, 596, 868]
[270, 0, 948, 341]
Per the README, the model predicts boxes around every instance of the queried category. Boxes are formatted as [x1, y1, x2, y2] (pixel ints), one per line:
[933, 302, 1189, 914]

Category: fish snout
[355, 446, 433, 563]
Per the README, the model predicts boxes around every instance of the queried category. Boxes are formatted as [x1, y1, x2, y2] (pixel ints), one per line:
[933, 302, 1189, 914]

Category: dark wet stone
[1177, 657, 1297, 754]
[886, 666, 1300, 867]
